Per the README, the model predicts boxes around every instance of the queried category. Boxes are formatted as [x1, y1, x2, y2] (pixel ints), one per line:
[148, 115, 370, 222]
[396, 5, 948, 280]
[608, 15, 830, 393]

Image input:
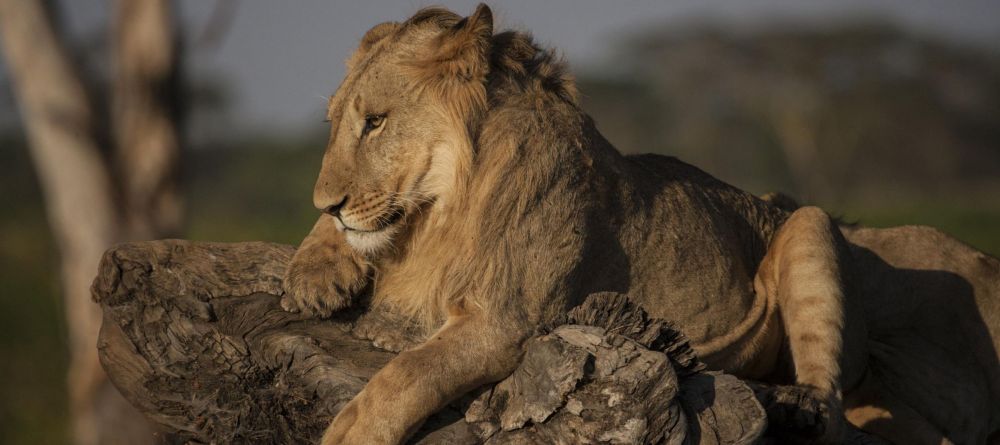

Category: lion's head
[312, 5, 494, 254]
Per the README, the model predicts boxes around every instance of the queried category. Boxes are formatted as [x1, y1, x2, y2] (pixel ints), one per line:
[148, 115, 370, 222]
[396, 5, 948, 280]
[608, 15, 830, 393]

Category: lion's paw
[281, 249, 368, 318]
[754, 384, 844, 444]
[352, 310, 423, 352]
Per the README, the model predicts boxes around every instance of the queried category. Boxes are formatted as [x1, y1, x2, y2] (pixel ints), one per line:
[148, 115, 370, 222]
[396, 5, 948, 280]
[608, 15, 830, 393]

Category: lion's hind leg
[755, 206, 849, 442]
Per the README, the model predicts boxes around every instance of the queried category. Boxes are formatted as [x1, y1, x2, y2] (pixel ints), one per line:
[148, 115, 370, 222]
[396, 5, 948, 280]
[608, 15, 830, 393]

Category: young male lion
[282, 5, 1000, 444]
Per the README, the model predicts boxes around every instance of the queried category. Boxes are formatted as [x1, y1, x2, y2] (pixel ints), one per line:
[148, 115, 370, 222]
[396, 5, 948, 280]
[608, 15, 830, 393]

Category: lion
[280, 5, 1000, 444]
[761, 192, 1000, 444]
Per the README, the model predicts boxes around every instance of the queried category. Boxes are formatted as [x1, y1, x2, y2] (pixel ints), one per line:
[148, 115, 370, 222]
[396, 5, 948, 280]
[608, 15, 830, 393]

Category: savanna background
[1, 1, 998, 443]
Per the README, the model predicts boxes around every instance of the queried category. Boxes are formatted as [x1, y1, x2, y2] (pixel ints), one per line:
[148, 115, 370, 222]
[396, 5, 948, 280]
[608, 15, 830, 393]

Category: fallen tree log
[92, 240, 882, 444]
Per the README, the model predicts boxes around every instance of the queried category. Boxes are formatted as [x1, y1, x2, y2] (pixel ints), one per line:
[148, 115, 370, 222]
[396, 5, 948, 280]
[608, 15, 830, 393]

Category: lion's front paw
[281, 249, 369, 318]
[352, 309, 424, 352]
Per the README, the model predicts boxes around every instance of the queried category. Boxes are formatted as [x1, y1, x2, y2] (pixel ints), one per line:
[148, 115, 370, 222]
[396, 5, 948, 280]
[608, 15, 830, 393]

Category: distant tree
[0, 0, 182, 443]
[580, 23, 1000, 206]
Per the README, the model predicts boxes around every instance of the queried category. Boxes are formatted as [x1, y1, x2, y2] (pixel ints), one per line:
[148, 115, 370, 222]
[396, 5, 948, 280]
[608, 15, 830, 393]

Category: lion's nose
[321, 195, 348, 217]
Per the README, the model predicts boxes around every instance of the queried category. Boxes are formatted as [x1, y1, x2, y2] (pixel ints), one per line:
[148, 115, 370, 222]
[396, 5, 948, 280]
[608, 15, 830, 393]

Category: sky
[2, 0, 999, 134]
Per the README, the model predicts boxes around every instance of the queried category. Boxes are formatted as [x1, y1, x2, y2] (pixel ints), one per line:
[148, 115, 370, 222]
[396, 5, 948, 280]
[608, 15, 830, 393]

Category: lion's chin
[344, 225, 399, 255]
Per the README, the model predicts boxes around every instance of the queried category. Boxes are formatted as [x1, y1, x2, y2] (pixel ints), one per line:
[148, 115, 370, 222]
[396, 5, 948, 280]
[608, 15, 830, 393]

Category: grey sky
[5, 1, 1000, 134]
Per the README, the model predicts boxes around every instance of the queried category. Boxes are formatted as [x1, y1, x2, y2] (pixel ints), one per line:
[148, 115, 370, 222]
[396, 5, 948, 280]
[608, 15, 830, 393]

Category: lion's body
[280, 5, 1000, 444]
[375, 122, 790, 355]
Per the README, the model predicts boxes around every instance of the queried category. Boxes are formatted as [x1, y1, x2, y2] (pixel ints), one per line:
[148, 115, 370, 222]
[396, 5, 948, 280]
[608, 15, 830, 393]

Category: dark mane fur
[487, 31, 579, 106]
[400, 7, 578, 106]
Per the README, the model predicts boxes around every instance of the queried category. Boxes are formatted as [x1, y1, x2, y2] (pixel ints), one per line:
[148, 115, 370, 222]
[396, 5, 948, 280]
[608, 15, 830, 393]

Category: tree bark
[0, 0, 182, 443]
[93, 240, 884, 444]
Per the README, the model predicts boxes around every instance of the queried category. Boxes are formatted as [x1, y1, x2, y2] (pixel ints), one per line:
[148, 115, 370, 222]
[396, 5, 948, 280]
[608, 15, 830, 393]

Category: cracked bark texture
[93, 240, 880, 444]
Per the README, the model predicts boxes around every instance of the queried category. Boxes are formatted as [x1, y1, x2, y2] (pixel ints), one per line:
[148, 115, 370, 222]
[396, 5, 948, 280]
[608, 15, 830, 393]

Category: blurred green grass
[0, 143, 68, 445]
[182, 137, 323, 244]
[843, 203, 1000, 256]
[1, 138, 997, 444]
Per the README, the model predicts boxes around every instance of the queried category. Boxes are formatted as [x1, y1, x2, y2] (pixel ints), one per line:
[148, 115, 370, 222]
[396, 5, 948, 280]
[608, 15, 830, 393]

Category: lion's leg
[755, 206, 847, 441]
[321, 313, 525, 445]
[282, 214, 371, 317]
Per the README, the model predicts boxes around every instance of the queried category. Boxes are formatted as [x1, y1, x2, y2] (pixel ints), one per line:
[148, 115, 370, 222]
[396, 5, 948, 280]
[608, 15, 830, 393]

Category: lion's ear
[362, 21, 401, 50]
[426, 3, 493, 81]
[347, 21, 401, 70]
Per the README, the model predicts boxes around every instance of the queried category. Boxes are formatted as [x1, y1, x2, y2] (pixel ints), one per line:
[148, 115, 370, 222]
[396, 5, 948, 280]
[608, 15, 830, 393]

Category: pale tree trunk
[0, 0, 181, 443]
[113, 0, 182, 240]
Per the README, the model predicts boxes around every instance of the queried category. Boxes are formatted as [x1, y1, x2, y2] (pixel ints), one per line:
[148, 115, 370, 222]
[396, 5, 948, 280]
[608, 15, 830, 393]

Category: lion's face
[313, 14, 489, 254]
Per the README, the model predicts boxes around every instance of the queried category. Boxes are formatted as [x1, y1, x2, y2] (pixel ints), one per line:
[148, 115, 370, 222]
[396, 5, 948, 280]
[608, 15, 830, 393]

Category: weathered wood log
[92, 240, 880, 444]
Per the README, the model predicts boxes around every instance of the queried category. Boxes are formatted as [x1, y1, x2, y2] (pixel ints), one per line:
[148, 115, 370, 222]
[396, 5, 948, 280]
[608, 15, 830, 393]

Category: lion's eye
[362, 114, 385, 136]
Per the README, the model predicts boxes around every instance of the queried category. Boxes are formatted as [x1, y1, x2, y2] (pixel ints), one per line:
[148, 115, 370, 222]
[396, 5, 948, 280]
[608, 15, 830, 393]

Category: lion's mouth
[339, 206, 404, 233]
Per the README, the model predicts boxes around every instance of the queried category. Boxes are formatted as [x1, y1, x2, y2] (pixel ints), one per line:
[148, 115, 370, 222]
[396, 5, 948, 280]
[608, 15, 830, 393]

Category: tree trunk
[92, 240, 885, 444]
[0, 0, 182, 443]
[112, 0, 182, 240]
[0, 1, 134, 443]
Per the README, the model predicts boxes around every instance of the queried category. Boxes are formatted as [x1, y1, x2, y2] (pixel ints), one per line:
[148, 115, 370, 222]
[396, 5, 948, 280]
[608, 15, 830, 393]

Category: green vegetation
[183, 136, 325, 245]
[843, 203, 1000, 256]
[0, 141, 67, 444]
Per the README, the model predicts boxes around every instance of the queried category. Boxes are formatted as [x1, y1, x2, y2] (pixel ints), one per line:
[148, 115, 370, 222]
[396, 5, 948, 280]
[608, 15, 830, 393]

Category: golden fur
[281, 5, 1000, 444]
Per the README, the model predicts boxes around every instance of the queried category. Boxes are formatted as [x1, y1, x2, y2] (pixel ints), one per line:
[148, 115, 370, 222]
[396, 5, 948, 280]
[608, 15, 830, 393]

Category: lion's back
[597, 152, 789, 341]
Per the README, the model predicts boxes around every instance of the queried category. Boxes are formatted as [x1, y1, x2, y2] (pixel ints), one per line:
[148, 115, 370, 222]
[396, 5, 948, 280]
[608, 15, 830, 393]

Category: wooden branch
[93, 240, 881, 444]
